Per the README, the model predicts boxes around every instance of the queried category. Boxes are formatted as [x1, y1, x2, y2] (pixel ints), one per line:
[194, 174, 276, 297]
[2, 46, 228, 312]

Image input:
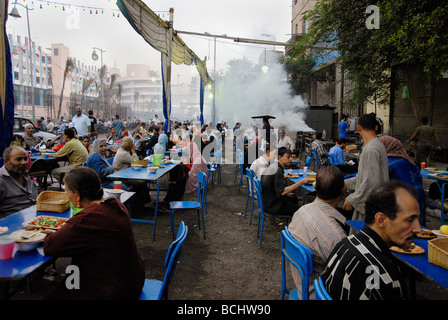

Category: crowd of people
[0, 107, 444, 300]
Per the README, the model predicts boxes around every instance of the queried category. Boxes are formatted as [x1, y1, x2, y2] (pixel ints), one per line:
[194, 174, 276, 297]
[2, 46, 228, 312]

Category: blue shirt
[329, 144, 346, 165]
[338, 120, 348, 138]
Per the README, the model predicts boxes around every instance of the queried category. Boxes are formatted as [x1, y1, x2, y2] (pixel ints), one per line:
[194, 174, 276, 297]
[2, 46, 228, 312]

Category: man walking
[72, 106, 91, 137]
[407, 116, 441, 168]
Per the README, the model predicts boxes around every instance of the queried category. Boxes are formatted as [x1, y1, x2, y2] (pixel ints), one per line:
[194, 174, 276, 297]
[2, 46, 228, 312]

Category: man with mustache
[320, 180, 421, 300]
[0, 146, 38, 218]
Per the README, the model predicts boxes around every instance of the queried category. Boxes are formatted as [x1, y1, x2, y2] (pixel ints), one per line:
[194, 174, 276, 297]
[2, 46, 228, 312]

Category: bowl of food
[104, 189, 125, 199]
[12, 230, 46, 252]
[147, 166, 158, 174]
[131, 164, 144, 171]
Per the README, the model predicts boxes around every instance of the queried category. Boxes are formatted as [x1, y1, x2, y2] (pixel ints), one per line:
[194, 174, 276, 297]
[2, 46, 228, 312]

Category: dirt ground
[7, 161, 448, 301]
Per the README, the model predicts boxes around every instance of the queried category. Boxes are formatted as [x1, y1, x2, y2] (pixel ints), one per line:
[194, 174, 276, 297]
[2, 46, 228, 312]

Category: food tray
[36, 191, 70, 212]
[428, 237, 448, 269]
[23, 215, 69, 230]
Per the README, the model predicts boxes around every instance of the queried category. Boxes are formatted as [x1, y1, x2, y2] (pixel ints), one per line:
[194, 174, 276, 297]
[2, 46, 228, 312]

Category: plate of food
[416, 229, 437, 239]
[0, 226, 8, 235]
[285, 173, 300, 178]
[390, 243, 425, 255]
[23, 216, 69, 230]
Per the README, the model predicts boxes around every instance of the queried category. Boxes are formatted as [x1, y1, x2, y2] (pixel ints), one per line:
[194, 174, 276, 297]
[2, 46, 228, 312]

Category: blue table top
[347, 220, 448, 289]
[285, 169, 315, 192]
[108, 162, 177, 181]
[0, 206, 71, 279]
[421, 169, 448, 182]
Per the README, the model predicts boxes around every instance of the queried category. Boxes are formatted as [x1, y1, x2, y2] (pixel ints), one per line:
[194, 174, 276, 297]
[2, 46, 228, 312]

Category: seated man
[23, 123, 42, 150]
[329, 138, 358, 174]
[51, 128, 88, 182]
[249, 143, 277, 179]
[260, 147, 311, 217]
[0, 146, 38, 217]
[311, 132, 328, 166]
[321, 180, 421, 300]
[288, 166, 349, 299]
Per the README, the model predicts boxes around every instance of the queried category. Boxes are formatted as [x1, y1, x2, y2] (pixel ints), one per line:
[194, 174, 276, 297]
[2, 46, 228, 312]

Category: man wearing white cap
[23, 123, 41, 150]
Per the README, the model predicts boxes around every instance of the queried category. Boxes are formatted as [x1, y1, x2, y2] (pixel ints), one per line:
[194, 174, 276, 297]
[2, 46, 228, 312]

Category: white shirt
[278, 135, 294, 150]
[250, 156, 271, 179]
[71, 113, 91, 136]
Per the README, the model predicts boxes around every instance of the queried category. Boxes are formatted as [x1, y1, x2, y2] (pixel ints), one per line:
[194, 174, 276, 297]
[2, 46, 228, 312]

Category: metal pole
[213, 36, 216, 126]
[25, 5, 35, 120]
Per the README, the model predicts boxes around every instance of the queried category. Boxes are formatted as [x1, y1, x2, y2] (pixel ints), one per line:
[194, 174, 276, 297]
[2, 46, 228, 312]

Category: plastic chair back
[327, 152, 334, 166]
[281, 227, 313, 300]
[305, 156, 312, 167]
[253, 177, 264, 214]
[314, 277, 332, 300]
[197, 170, 207, 204]
[107, 157, 114, 165]
[311, 149, 319, 171]
[245, 168, 254, 196]
[164, 221, 187, 268]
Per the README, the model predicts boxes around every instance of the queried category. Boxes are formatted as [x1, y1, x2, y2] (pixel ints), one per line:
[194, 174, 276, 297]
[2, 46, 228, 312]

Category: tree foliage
[292, 0, 448, 108]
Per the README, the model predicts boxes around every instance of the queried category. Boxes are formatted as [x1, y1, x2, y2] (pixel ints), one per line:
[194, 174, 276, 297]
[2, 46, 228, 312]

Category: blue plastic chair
[107, 157, 114, 165]
[311, 149, 319, 172]
[253, 177, 292, 247]
[208, 149, 222, 187]
[281, 227, 314, 300]
[314, 277, 332, 300]
[305, 156, 312, 168]
[327, 152, 335, 166]
[139, 222, 188, 300]
[169, 171, 207, 239]
[244, 168, 257, 224]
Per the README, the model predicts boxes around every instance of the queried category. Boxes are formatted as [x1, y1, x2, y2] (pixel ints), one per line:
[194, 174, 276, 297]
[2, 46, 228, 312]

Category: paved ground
[6, 154, 448, 300]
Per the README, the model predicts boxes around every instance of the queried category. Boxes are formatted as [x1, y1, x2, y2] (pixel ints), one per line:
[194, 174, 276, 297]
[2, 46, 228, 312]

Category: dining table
[0, 190, 135, 299]
[107, 162, 178, 241]
[347, 220, 448, 298]
[420, 168, 448, 225]
[284, 168, 316, 193]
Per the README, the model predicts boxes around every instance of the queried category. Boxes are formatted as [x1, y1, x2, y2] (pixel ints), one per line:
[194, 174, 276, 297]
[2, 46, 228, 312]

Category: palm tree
[80, 77, 95, 109]
[57, 58, 75, 119]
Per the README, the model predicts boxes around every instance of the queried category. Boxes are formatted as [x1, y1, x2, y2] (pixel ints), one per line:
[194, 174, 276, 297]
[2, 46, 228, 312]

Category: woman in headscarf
[86, 139, 126, 190]
[184, 134, 208, 194]
[153, 133, 168, 155]
[379, 135, 426, 226]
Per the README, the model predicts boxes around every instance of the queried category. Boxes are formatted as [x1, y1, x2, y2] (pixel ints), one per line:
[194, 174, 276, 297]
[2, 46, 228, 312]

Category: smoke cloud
[216, 60, 313, 133]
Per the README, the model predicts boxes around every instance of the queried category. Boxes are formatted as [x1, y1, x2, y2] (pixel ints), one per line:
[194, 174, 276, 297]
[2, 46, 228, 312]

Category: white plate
[432, 230, 448, 238]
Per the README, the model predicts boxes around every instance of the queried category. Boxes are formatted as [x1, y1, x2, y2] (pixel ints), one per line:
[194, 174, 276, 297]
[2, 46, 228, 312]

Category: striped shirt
[288, 199, 348, 298]
[321, 226, 406, 300]
[311, 139, 328, 165]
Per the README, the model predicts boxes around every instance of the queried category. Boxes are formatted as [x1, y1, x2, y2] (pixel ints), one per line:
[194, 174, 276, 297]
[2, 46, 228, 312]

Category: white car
[13, 117, 58, 144]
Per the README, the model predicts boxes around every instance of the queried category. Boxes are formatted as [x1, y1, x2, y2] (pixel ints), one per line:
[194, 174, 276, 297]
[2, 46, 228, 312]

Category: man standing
[72, 106, 91, 137]
[288, 166, 348, 299]
[88, 110, 97, 134]
[46, 118, 55, 133]
[0, 146, 38, 217]
[321, 180, 421, 300]
[343, 114, 389, 221]
[278, 129, 295, 150]
[329, 138, 358, 174]
[338, 114, 349, 138]
[23, 123, 41, 150]
[152, 114, 161, 125]
[112, 114, 124, 137]
[407, 116, 441, 168]
[311, 132, 328, 166]
[261, 147, 310, 217]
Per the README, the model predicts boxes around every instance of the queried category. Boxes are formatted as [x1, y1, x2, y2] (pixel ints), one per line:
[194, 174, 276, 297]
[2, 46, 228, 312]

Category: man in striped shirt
[321, 180, 421, 300]
[288, 166, 349, 299]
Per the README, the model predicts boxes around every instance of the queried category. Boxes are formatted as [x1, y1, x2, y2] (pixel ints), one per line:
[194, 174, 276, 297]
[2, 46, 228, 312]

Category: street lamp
[10, 1, 35, 119]
[204, 32, 226, 126]
[91, 47, 105, 116]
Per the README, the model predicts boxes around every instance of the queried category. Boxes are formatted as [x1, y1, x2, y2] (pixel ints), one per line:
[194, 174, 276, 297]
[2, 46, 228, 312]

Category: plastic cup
[114, 181, 122, 189]
[0, 235, 16, 260]
[421, 162, 426, 169]
[153, 154, 162, 166]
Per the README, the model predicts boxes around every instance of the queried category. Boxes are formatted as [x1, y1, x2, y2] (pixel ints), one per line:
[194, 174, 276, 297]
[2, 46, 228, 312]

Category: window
[54, 48, 59, 56]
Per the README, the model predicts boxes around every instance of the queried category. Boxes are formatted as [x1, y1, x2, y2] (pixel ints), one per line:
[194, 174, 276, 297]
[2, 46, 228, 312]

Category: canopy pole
[164, 7, 173, 133]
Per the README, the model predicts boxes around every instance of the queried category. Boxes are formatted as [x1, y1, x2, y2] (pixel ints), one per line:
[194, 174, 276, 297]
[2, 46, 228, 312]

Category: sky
[6, 0, 292, 83]
[6, 0, 314, 130]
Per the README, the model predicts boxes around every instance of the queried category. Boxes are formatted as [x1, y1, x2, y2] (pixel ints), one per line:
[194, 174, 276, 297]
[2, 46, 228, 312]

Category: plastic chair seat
[170, 201, 201, 210]
[139, 279, 163, 300]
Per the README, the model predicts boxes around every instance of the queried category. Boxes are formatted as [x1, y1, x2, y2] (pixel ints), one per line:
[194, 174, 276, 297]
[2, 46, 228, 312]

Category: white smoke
[216, 60, 313, 133]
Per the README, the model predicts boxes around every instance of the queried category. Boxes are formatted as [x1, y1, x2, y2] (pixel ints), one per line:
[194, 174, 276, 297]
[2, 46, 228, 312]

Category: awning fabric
[0, 1, 15, 165]
[116, 0, 212, 129]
